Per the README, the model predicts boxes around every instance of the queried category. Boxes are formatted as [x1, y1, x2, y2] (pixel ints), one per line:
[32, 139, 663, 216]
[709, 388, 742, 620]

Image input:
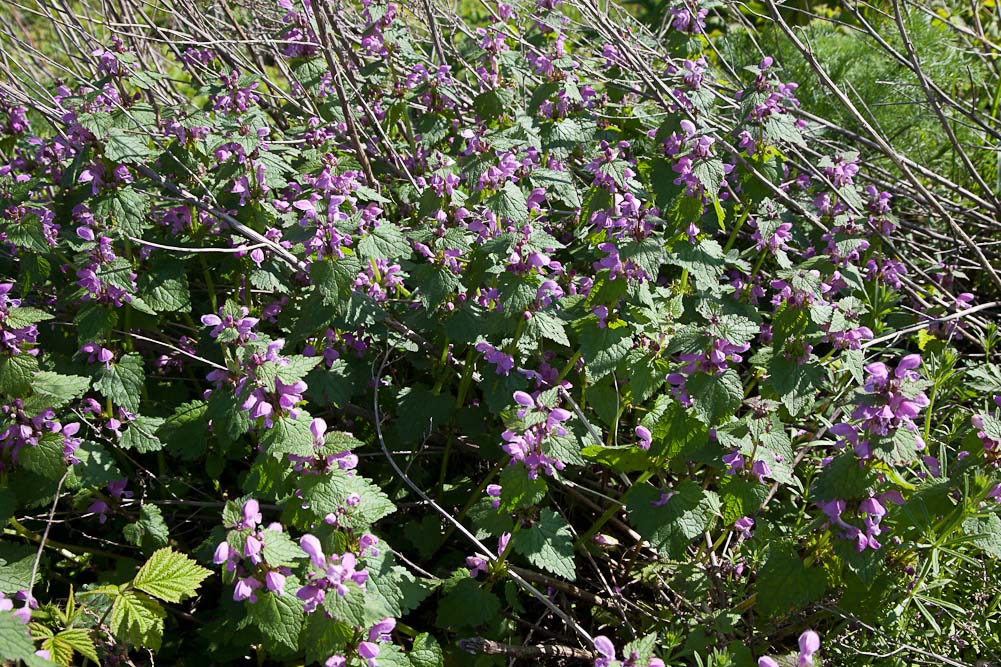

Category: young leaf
[132, 547, 211, 603]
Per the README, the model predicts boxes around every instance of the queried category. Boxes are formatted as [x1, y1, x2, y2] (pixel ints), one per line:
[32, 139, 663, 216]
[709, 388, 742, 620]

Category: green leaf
[756, 546, 826, 617]
[962, 514, 1001, 558]
[811, 454, 875, 501]
[138, 261, 191, 313]
[123, 504, 170, 553]
[69, 441, 122, 489]
[579, 322, 632, 381]
[871, 428, 919, 465]
[358, 224, 411, 260]
[158, 401, 208, 460]
[247, 590, 305, 652]
[4, 307, 52, 329]
[25, 371, 90, 411]
[485, 181, 529, 224]
[323, 582, 370, 627]
[526, 310, 569, 347]
[0, 612, 41, 663]
[0, 354, 38, 398]
[436, 578, 501, 629]
[18, 432, 67, 480]
[622, 349, 669, 404]
[692, 157, 725, 196]
[409, 633, 445, 667]
[261, 528, 305, 567]
[53, 627, 100, 664]
[719, 477, 769, 524]
[94, 353, 144, 413]
[499, 465, 547, 510]
[626, 481, 719, 558]
[91, 188, 149, 237]
[132, 547, 212, 603]
[0, 543, 37, 593]
[311, 257, 363, 308]
[119, 415, 165, 453]
[110, 590, 166, 650]
[302, 614, 353, 666]
[260, 414, 316, 457]
[671, 239, 726, 293]
[104, 128, 155, 162]
[412, 265, 460, 309]
[512, 509, 576, 580]
[765, 357, 824, 416]
[687, 370, 743, 426]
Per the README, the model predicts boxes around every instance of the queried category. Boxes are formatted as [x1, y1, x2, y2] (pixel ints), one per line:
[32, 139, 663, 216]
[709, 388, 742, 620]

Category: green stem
[722, 206, 751, 254]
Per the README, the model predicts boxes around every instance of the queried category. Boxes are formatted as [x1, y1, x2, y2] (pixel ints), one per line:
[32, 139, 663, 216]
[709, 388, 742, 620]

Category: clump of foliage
[0, 0, 1000, 665]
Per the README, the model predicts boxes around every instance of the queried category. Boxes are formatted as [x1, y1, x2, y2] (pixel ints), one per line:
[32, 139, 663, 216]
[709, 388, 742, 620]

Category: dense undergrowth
[1, 0, 1000, 665]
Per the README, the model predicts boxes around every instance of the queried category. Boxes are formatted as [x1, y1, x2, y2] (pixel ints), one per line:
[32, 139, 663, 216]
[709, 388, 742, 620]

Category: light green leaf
[110, 590, 166, 650]
[132, 547, 211, 603]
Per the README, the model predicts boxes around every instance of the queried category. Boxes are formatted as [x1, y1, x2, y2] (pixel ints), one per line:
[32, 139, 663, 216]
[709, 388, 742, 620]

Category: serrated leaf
[119, 415, 165, 453]
[247, 589, 304, 652]
[110, 590, 165, 650]
[512, 509, 576, 580]
[123, 505, 169, 552]
[19, 432, 67, 480]
[132, 547, 211, 603]
[323, 582, 370, 627]
[91, 188, 149, 237]
[0, 354, 38, 398]
[138, 262, 191, 313]
[962, 514, 1001, 558]
[26, 371, 90, 411]
[626, 481, 719, 558]
[692, 157, 725, 196]
[688, 370, 743, 426]
[93, 353, 144, 413]
[485, 181, 528, 224]
[261, 529, 304, 567]
[358, 224, 410, 260]
[0, 612, 41, 663]
[52, 628, 99, 665]
[671, 239, 726, 293]
[311, 257, 362, 307]
[0, 544, 38, 593]
[5, 307, 52, 329]
[259, 414, 315, 457]
[104, 128, 155, 162]
[579, 322, 632, 381]
[410, 633, 444, 667]
[765, 357, 824, 416]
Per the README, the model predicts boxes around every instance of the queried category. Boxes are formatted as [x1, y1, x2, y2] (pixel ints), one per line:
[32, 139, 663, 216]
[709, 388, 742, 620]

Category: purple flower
[265, 571, 287, 594]
[233, 577, 262, 602]
[301, 534, 325, 567]
[798, 629, 820, 666]
[357, 641, 380, 667]
[593, 635, 615, 667]
[368, 618, 396, 642]
[734, 516, 754, 540]
[635, 425, 652, 450]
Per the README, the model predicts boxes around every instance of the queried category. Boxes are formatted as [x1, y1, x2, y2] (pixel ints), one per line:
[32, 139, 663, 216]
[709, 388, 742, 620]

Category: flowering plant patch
[0, 0, 1000, 664]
